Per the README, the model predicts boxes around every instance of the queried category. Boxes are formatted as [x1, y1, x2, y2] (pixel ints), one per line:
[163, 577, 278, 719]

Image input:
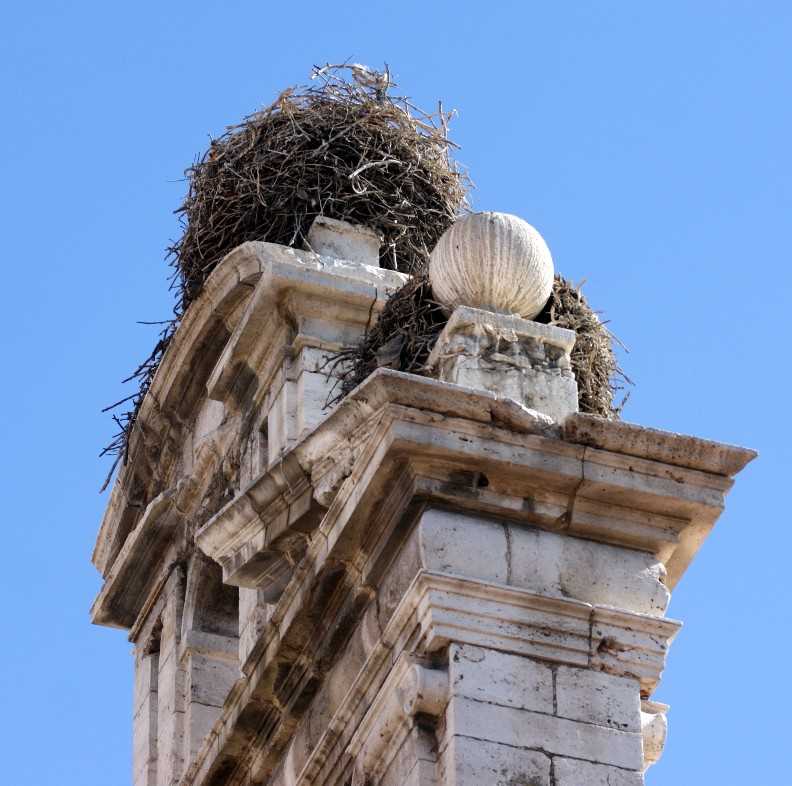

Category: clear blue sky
[1, 2, 789, 783]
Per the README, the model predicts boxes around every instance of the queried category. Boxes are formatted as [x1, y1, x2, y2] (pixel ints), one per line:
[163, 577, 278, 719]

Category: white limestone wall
[441, 643, 644, 785]
[416, 508, 670, 616]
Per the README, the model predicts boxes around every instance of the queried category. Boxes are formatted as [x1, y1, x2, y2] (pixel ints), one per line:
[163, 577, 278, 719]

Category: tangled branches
[535, 276, 630, 418]
[169, 64, 469, 312]
[102, 64, 468, 469]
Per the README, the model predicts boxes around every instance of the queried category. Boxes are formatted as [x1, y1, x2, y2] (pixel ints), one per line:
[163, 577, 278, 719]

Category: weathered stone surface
[510, 523, 670, 616]
[90, 237, 755, 786]
[447, 695, 644, 770]
[415, 508, 669, 616]
[418, 508, 509, 585]
[641, 700, 669, 771]
[441, 736, 551, 786]
[448, 643, 554, 714]
[426, 305, 578, 423]
[429, 212, 554, 319]
[306, 216, 381, 267]
[555, 666, 641, 732]
[554, 757, 643, 786]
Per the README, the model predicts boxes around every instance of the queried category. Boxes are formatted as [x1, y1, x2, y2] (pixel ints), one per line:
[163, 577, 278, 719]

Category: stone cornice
[90, 489, 184, 628]
[197, 369, 753, 596]
[564, 413, 756, 477]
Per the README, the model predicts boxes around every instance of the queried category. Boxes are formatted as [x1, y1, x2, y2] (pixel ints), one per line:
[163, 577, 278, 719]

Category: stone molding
[91, 489, 183, 628]
[412, 572, 680, 696]
[196, 369, 750, 601]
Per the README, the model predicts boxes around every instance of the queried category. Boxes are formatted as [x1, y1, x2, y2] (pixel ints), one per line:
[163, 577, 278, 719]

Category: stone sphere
[428, 212, 554, 319]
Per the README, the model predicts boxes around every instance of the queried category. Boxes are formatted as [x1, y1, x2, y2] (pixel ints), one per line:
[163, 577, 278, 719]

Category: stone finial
[429, 212, 554, 319]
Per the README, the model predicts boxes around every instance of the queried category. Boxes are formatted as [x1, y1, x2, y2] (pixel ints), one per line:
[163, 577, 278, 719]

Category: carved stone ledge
[409, 572, 680, 696]
[91, 489, 183, 628]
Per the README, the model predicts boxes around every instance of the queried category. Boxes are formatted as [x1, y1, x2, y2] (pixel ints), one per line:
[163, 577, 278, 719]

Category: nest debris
[333, 273, 629, 419]
[535, 275, 630, 418]
[170, 63, 469, 312]
[101, 64, 469, 478]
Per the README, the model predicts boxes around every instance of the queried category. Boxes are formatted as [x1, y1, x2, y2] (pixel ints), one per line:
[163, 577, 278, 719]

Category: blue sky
[0, 2, 789, 783]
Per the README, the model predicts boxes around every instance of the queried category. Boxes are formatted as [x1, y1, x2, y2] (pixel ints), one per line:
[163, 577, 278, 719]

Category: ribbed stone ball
[428, 211, 554, 319]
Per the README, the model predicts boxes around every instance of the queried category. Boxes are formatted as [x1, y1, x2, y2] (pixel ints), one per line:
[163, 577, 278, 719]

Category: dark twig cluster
[328, 273, 446, 402]
[535, 276, 631, 418]
[100, 320, 177, 490]
[102, 65, 468, 469]
[334, 274, 630, 419]
[169, 64, 469, 312]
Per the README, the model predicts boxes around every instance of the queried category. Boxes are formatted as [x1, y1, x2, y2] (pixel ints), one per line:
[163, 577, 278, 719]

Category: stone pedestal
[427, 305, 578, 423]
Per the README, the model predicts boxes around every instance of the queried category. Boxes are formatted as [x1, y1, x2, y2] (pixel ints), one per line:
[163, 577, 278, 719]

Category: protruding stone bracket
[426, 305, 578, 423]
[348, 655, 448, 785]
[641, 699, 669, 771]
[90, 489, 183, 628]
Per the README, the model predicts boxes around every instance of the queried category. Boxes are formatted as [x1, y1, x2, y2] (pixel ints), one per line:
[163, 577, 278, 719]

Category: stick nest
[101, 65, 468, 473]
[333, 273, 629, 419]
[171, 64, 469, 311]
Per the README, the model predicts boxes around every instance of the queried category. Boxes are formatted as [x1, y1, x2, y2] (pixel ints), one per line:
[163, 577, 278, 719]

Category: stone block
[185, 653, 239, 707]
[441, 735, 551, 786]
[508, 525, 669, 616]
[418, 508, 508, 585]
[132, 699, 158, 786]
[297, 369, 334, 437]
[448, 643, 553, 714]
[268, 380, 298, 463]
[184, 701, 222, 765]
[378, 726, 438, 786]
[377, 523, 423, 633]
[306, 216, 381, 266]
[553, 757, 643, 786]
[447, 696, 644, 770]
[555, 666, 640, 732]
[426, 305, 578, 423]
[155, 706, 184, 786]
[133, 651, 159, 714]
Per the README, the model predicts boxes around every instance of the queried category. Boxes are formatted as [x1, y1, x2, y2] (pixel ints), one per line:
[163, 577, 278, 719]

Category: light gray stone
[448, 643, 553, 714]
[442, 735, 551, 786]
[555, 666, 640, 732]
[429, 212, 554, 319]
[508, 525, 670, 616]
[426, 305, 578, 423]
[306, 215, 381, 266]
[553, 757, 643, 786]
[90, 234, 755, 786]
[447, 696, 644, 771]
[418, 508, 508, 585]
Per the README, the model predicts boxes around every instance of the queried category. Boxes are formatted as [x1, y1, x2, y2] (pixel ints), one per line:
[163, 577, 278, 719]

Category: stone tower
[91, 215, 755, 786]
